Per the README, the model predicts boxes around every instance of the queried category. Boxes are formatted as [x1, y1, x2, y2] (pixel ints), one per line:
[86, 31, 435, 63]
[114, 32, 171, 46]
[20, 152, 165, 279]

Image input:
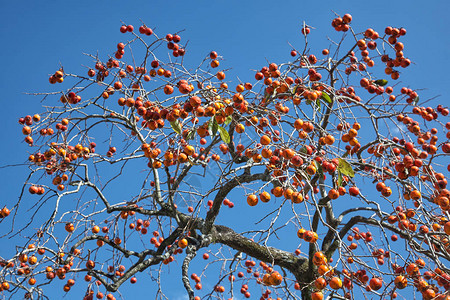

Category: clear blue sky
[1, 0, 449, 299]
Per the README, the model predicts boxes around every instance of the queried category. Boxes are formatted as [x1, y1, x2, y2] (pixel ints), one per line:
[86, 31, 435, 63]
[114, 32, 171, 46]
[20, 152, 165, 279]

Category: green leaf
[186, 129, 195, 140]
[217, 126, 230, 143]
[315, 160, 324, 179]
[299, 146, 307, 154]
[208, 116, 219, 137]
[321, 91, 332, 104]
[170, 120, 181, 134]
[224, 115, 233, 126]
[374, 79, 388, 86]
[316, 99, 321, 111]
[337, 171, 343, 187]
[337, 158, 355, 178]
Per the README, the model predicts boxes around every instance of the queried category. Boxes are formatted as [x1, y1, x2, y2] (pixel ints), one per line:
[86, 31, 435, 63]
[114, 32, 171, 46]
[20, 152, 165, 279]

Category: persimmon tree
[1, 13, 450, 300]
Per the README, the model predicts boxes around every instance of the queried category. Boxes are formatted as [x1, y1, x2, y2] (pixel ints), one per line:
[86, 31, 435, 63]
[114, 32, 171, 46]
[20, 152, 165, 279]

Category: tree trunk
[301, 287, 312, 300]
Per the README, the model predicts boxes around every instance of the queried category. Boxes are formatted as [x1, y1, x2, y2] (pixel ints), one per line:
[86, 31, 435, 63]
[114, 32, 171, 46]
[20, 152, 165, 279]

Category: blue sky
[1, 0, 449, 299]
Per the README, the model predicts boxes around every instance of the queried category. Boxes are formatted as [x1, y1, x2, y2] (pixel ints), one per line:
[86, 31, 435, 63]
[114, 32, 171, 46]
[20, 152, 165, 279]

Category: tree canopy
[1, 13, 450, 300]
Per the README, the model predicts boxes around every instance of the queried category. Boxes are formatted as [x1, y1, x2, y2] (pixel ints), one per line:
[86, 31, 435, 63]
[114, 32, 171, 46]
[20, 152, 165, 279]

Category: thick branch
[210, 225, 308, 282]
[203, 171, 270, 234]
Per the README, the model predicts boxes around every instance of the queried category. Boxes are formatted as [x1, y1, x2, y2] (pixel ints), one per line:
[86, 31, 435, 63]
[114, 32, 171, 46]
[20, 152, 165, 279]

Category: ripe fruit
[22, 126, 31, 135]
[294, 119, 304, 130]
[349, 186, 360, 196]
[268, 271, 283, 286]
[314, 277, 327, 289]
[113, 81, 122, 90]
[291, 155, 303, 167]
[260, 135, 271, 145]
[329, 277, 342, 289]
[0, 207, 10, 218]
[342, 14, 352, 23]
[324, 135, 335, 145]
[301, 26, 310, 35]
[65, 223, 75, 233]
[272, 186, 284, 197]
[311, 291, 324, 300]
[211, 60, 219, 68]
[92, 226, 100, 234]
[247, 194, 258, 206]
[259, 191, 271, 203]
[235, 123, 245, 133]
[394, 275, 407, 289]
[328, 189, 339, 199]
[86, 260, 95, 270]
[410, 190, 421, 200]
[444, 221, 450, 235]
[209, 51, 218, 59]
[369, 277, 383, 290]
[318, 265, 330, 276]
[306, 164, 317, 175]
[163, 85, 174, 95]
[178, 238, 188, 248]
